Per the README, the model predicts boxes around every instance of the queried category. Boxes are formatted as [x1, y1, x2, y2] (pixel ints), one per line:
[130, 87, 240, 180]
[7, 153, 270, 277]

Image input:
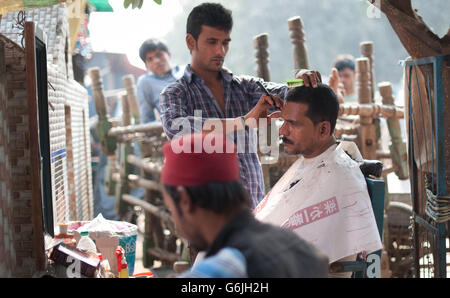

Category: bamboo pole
[122, 74, 140, 125]
[356, 57, 377, 160]
[128, 174, 162, 192]
[361, 41, 382, 147]
[147, 247, 181, 263]
[121, 94, 131, 126]
[334, 126, 360, 139]
[126, 154, 162, 176]
[89, 67, 108, 118]
[108, 122, 164, 138]
[288, 16, 309, 70]
[360, 41, 376, 102]
[339, 103, 404, 119]
[253, 33, 270, 81]
[253, 33, 272, 191]
[122, 194, 173, 225]
[379, 82, 409, 179]
[88, 67, 116, 155]
[115, 95, 134, 217]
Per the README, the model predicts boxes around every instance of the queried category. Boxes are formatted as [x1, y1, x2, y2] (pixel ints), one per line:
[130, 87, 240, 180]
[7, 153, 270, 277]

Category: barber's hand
[295, 69, 322, 88]
[245, 95, 284, 127]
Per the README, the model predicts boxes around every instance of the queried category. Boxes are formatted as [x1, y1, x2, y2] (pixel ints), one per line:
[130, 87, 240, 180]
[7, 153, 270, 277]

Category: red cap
[161, 133, 239, 186]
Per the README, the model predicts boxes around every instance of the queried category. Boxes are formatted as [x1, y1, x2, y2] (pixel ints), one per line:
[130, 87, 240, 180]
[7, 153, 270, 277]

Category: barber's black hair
[186, 2, 233, 40]
[139, 38, 169, 63]
[285, 83, 339, 135]
[164, 180, 251, 215]
[333, 55, 355, 71]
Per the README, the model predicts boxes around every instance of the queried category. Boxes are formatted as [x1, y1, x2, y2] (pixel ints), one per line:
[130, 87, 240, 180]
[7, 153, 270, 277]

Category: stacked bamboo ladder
[88, 67, 182, 268]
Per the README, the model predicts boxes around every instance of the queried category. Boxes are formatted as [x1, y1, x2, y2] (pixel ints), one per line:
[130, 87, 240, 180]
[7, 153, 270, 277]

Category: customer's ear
[319, 121, 331, 139]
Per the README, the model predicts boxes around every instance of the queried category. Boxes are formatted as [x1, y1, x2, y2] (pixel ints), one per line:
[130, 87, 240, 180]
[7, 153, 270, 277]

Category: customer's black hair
[186, 3, 233, 41]
[139, 38, 169, 63]
[285, 83, 340, 135]
[164, 180, 251, 215]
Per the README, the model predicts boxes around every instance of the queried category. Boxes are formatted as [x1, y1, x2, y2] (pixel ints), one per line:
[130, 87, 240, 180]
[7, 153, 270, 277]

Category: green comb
[286, 79, 304, 87]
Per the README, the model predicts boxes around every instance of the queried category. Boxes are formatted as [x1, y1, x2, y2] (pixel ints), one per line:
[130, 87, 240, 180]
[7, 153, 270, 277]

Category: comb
[286, 79, 304, 87]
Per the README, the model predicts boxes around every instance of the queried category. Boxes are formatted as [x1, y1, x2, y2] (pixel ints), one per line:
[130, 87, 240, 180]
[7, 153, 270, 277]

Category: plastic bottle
[115, 246, 129, 278]
[76, 231, 97, 255]
[119, 262, 129, 278]
[98, 253, 112, 278]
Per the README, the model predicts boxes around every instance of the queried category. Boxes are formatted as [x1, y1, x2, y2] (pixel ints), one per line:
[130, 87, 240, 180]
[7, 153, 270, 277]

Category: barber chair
[328, 160, 385, 278]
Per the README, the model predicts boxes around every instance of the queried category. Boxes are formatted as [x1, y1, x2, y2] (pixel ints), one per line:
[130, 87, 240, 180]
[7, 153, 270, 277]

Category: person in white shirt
[254, 83, 382, 277]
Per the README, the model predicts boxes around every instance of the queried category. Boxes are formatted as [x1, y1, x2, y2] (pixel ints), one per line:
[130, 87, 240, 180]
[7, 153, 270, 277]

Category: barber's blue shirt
[136, 65, 185, 123]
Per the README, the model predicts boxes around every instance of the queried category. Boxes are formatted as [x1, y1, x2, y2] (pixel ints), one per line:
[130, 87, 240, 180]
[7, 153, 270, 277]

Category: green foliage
[123, 0, 161, 9]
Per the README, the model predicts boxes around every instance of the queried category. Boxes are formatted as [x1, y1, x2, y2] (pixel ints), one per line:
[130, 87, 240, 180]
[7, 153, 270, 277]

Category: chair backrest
[329, 160, 385, 278]
[353, 176, 385, 278]
[354, 160, 385, 278]
[365, 177, 385, 240]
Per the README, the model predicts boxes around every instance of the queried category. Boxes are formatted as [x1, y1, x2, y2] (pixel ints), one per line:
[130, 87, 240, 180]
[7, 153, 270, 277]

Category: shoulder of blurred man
[206, 210, 329, 278]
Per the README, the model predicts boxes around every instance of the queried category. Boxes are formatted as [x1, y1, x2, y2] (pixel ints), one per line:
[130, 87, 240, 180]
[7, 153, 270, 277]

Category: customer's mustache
[282, 137, 293, 144]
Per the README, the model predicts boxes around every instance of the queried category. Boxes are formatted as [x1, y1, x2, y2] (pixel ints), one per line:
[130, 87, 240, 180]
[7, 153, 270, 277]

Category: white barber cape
[254, 142, 382, 263]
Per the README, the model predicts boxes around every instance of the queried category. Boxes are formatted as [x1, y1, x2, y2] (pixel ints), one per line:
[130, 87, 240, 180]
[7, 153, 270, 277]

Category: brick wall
[0, 4, 93, 277]
[0, 37, 35, 277]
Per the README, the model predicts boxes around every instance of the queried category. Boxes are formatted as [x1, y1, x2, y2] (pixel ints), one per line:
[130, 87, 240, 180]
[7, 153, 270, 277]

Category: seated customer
[254, 84, 382, 277]
[161, 133, 329, 278]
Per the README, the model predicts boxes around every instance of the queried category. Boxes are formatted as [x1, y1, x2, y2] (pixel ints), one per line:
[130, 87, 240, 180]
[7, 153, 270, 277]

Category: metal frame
[405, 54, 448, 278]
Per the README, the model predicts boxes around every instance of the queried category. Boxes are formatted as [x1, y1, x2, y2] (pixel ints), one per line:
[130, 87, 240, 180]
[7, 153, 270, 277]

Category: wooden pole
[253, 33, 272, 191]
[360, 41, 376, 102]
[24, 21, 46, 273]
[361, 41, 383, 149]
[253, 33, 270, 82]
[128, 174, 162, 192]
[115, 94, 134, 217]
[379, 82, 409, 179]
[122, 194, 173, 225]
[108, 122, 164, 138]
[339, 103, 404, 119]
[88, 67, 116, 156]
[126, 154, 162, 176]
[288, 16, 309, 70]
[122, 74, 140, 125]
[121, 94, 131, 127]
[356, 57, 377, 160]
[88, 67, 107, 118]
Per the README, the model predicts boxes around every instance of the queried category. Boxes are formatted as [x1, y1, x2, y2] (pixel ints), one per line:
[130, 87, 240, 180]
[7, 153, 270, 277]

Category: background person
[137, 38, 185, 123]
